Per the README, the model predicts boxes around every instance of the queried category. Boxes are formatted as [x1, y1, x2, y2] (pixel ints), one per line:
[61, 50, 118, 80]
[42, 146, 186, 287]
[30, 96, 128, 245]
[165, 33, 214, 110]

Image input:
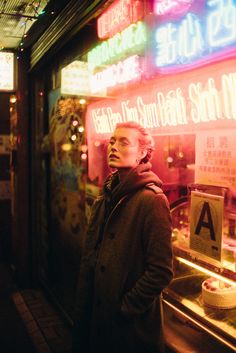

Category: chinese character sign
[195, 130, 236, 187]
[153, 0, 236, 73]
[155, 13, 204, 66]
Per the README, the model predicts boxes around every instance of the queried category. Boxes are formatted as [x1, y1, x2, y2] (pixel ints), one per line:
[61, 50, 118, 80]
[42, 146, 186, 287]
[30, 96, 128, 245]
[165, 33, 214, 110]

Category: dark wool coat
[73, 163, 173, 353]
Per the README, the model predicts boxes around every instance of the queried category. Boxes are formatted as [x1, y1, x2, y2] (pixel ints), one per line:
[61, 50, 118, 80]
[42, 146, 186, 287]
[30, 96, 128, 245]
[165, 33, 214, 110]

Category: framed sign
[0, 52, 14, 91]
[190, 191, 224, 262]
[195, 130, 236, 188]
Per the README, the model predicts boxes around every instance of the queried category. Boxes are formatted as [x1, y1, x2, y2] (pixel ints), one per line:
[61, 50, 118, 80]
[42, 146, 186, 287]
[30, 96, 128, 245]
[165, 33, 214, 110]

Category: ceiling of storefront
[0, 0, 73, 50]
[0, 0, 50, 49]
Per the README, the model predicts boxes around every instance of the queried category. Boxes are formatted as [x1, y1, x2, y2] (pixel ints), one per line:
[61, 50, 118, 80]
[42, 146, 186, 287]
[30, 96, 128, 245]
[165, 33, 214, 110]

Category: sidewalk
[12, 289, 73, 353]
[0, 263, 72, 353]
[0, 263, 37, 353]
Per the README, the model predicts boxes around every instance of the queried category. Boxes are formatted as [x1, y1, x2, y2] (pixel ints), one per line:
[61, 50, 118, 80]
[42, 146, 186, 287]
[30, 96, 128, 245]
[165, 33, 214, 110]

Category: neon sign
[97, 0, 144, 39]
[88, 21, 147, 71]
[154, 0, 236, 73]
[0, 52, 14, 91]
[155, 13, 204, 66]
[154, 0, 196, 18]
[90, 55, 141, 94]
[86, 59, 236, 136]
[207, 0, 236, 47]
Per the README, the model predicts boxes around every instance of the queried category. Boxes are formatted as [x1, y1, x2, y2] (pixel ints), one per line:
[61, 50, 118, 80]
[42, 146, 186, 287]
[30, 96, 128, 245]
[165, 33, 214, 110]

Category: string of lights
[16, 0, 49, 57]
[0, 0, 51, 56]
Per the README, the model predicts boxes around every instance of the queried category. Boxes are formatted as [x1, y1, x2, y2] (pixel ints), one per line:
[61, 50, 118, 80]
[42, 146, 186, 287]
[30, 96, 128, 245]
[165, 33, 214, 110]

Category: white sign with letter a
[190, 191, 224, 262]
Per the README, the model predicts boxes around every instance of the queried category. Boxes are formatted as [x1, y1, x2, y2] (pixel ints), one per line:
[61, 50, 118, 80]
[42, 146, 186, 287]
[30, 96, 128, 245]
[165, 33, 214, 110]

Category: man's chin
[108, 162, 119, 168]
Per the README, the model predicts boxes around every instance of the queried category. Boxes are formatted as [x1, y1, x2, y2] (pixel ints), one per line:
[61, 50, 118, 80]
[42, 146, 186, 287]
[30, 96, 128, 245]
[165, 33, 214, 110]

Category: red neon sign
[97, 0, 144, 39]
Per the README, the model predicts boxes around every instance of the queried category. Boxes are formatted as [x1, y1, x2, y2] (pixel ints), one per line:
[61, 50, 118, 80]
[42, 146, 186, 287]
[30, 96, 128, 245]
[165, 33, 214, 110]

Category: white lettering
[90, 55, 140, 93]
[92, 109, 112, 134]
[222, 73, 236, 120]
[90, 70, 236, 134]
[157, 89, 187, 126]
[189, 79, 221, 123]
[137, 97, 160, 128]
[121, 100, 139, 122]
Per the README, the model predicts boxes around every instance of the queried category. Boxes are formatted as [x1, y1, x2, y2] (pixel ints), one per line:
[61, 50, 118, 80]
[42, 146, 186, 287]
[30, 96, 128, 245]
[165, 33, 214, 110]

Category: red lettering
[97, 0, 144, 39]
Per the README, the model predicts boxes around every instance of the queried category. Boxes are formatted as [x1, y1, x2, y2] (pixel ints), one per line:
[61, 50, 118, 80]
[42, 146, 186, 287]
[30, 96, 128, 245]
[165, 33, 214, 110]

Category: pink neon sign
[97, 0, 144, 39]
[153, 0, 203, 19]
[90, 55, 141, 94]
[86, 58, 236, 139]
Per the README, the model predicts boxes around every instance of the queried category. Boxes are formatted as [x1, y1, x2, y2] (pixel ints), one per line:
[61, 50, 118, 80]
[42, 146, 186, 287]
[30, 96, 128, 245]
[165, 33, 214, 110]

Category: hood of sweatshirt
[103, 162, 162, 209]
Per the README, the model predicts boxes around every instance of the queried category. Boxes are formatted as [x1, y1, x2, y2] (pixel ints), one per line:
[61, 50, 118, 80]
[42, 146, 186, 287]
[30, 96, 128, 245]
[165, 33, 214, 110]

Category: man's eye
[120, 141, 129, 146]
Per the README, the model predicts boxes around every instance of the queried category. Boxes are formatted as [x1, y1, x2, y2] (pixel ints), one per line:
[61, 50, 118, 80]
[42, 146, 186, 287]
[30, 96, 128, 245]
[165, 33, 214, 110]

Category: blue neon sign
[154, 0, 236, 72]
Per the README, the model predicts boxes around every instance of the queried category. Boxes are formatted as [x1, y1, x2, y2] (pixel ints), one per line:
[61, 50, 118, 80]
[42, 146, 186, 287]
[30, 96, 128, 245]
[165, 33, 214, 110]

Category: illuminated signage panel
[90, 55, 141, 94]
[88, 21, 147, 71]
[152, 0, 236, 73]
[0, 52, 14, 91]
[195, 130, 236, 187]
[97, 0, 144, 39]
[86, 59, 236, 137]
[61, 60, 91, 95]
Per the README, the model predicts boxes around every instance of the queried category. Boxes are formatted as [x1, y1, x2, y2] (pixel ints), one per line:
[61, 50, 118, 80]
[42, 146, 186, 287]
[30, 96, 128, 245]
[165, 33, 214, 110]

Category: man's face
[107, 127, 144, 169]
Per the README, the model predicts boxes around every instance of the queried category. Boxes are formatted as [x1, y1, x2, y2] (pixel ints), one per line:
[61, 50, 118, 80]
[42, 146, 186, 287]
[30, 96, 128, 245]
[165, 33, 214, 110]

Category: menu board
[0, 52, 14, 91]
[190, 191, 224, 262]
[61, 60, 90, 96]
[195, 130, 236, 188]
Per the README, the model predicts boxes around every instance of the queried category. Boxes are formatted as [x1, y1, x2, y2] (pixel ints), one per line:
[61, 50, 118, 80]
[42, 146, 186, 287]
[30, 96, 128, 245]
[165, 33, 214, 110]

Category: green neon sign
[88, 21, 147, 71]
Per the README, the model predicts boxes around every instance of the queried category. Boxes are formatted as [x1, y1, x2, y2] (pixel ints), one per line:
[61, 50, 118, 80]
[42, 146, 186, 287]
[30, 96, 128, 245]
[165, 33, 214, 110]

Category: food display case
[163, 184, 236, 353]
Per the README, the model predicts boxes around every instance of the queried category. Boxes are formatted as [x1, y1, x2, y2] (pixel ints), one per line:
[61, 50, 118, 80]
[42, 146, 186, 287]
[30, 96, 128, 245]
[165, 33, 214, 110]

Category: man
[73, 122, 173, 353]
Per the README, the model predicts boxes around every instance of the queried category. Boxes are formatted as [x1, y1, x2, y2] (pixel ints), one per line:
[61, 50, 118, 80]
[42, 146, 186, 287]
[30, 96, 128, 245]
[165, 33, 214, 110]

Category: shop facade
[29, 0, 236, 350]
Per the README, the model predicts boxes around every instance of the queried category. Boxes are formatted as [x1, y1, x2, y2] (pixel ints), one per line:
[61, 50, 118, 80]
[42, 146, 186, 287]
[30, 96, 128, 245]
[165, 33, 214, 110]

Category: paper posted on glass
[190, 191, 224, 262]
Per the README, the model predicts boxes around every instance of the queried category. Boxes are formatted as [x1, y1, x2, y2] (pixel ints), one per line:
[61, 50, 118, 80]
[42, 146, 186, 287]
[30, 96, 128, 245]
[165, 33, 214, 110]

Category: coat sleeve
[120, 192, 173, 318]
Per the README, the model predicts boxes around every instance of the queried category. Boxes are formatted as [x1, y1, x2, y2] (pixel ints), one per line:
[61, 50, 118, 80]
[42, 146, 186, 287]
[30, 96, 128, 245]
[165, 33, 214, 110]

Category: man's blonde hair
[115, 122, 155, 163]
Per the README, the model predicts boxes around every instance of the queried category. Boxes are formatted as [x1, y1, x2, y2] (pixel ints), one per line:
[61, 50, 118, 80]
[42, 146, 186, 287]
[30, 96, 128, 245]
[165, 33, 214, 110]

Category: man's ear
[139, 149, 147, 160]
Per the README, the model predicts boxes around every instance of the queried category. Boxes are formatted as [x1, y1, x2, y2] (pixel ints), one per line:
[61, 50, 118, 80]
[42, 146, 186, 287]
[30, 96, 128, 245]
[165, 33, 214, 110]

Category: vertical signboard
[0, 52, 14, 91]
[190, 191, 224, 262]
[195, 130, 236, 188]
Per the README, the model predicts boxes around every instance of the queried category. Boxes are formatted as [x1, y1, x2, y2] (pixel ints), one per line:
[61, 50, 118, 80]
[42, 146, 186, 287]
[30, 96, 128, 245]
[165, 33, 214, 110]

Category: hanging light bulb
[71, 134, 77, 141]
[78, 126, 84, 133]
[72, 120, 79, 127]
[10, 95, 17, 104]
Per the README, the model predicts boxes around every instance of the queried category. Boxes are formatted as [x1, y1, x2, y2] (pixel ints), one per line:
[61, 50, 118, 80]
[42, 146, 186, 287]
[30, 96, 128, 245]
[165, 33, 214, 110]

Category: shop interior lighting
[72, 120, 79, 126]
[80, 144, 88, 152]
[71, 134, 77, 141]
[78, 126, 84, 133]
[10, 95, 17, 103]
[176, 256, 236, 287]
[61, 143, 72, 152]
[81, 153, 87, 160]
[162, 300, 236, 352]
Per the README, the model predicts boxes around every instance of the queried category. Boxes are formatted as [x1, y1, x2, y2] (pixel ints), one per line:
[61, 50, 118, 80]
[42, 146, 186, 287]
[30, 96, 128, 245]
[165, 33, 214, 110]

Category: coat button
[100, 265, 106, 272]
[109, 232, 115, 239]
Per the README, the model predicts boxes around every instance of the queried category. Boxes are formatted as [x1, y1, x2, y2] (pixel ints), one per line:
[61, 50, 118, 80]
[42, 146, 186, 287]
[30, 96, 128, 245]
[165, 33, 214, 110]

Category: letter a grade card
[190, 191, 224, 262]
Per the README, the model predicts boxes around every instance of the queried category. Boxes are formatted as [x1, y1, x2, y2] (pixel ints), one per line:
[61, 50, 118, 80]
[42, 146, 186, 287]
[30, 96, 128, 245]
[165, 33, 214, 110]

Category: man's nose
[111, 142, 118, 151]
